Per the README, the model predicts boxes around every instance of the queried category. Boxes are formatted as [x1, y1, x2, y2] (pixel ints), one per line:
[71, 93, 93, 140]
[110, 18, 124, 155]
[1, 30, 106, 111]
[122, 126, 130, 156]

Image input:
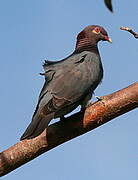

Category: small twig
[120, 27, 138, 38]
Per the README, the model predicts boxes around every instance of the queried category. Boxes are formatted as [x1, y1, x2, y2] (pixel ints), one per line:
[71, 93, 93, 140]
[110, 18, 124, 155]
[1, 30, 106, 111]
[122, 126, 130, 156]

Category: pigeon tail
[20, 113, 54, 140]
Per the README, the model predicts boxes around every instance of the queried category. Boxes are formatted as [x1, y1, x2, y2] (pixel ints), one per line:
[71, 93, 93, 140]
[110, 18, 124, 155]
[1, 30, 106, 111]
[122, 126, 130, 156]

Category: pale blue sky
[0, 1, 138, 179]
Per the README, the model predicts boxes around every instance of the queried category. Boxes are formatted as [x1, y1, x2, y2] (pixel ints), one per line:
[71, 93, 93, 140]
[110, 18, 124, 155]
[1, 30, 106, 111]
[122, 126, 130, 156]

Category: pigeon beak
[104, 36, 112, 43]
[107, 37, 112, 43]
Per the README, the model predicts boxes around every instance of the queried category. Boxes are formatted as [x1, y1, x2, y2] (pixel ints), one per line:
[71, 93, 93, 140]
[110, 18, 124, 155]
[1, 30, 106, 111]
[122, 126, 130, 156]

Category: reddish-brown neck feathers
[74, 25, 110, 53]
[75, 30, 98, 53]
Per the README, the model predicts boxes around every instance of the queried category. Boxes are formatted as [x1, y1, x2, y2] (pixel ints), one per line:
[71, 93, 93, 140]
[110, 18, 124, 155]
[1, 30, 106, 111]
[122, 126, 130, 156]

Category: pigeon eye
[92, 27, 101, 34]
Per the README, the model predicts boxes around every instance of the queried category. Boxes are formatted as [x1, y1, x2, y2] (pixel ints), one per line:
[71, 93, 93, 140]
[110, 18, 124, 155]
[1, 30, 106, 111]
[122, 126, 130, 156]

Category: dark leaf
[104, 0, 113, 12]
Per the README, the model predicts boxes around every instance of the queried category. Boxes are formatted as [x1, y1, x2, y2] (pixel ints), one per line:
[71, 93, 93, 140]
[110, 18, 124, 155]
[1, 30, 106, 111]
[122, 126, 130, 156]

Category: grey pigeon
[20, 25, 112, 140]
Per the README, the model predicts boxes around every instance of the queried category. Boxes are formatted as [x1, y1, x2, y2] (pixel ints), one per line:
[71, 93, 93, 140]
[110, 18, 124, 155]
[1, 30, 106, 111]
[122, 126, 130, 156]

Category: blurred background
[0, 0, 138, 179]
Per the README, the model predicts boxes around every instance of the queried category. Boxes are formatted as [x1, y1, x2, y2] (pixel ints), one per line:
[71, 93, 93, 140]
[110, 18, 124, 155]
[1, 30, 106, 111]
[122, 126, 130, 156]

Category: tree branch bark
[120, 27, 138, 38]
[0, 82, 138, 177]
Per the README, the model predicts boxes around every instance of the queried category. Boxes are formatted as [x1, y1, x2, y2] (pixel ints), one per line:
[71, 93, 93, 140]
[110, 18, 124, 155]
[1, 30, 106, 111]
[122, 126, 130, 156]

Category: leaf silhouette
[104, 0, 113, 12]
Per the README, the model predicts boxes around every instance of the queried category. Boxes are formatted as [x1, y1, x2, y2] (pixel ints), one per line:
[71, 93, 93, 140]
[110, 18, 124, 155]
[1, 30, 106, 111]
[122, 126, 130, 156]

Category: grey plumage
[20, 25, 111, 140]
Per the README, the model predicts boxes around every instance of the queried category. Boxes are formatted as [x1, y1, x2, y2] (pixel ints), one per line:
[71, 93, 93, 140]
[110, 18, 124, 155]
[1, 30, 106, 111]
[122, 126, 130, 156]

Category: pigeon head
[75, 25, 112, 52]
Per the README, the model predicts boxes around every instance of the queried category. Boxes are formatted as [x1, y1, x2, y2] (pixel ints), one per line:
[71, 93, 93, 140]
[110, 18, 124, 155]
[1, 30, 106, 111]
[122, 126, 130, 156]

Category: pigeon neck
[74, 38, 99, 54]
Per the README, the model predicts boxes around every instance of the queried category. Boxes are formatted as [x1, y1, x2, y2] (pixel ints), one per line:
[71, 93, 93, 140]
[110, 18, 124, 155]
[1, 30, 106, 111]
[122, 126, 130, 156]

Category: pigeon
[20, 25, 112, 140]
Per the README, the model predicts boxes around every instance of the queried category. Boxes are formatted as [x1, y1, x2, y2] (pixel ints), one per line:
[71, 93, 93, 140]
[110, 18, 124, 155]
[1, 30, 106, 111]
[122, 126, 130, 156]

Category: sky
[0, 0, 138, 179]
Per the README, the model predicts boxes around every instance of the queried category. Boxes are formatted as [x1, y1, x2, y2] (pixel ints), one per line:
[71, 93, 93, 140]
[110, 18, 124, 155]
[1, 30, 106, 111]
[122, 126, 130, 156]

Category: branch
[120, 27, 138, 38]
[0, 82, 138, 176]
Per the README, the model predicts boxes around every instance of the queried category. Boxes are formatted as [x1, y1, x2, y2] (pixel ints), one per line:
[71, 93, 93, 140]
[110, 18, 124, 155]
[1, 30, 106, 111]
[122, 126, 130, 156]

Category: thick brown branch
[0, 82, 138, 176]
[120, 27, 138, 38]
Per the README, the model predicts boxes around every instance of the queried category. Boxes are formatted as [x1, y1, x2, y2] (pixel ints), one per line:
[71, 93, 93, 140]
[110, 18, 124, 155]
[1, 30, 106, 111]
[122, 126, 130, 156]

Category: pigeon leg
[93, 92, 103, 101]
[95, 96, 103, 101]
[81, 93, 93, 111]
